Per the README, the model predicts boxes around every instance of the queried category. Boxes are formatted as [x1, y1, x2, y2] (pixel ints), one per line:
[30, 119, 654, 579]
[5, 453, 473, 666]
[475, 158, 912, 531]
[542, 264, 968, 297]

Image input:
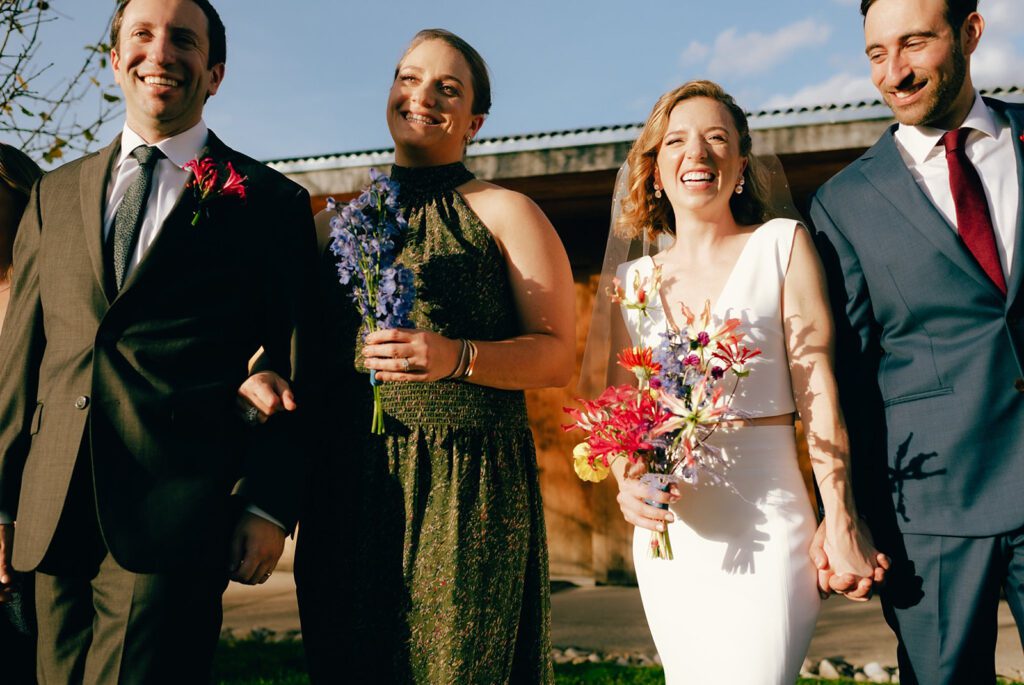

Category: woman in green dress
[242, 29, 573, 684]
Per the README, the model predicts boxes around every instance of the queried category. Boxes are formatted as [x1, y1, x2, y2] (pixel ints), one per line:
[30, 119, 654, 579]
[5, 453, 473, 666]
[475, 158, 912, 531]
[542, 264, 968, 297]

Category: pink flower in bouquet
[713, 341, 763, 377]
[609, 264, 663, 318]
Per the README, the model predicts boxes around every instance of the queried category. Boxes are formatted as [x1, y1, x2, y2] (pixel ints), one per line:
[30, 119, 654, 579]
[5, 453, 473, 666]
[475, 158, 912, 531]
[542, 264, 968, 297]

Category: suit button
[1016, 379, 1024, 393]
[74, 396, 90, 410]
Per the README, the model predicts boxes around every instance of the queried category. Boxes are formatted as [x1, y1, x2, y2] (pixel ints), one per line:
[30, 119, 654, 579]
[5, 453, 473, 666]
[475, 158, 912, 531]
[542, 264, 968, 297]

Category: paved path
[223, 573, 1024, 679]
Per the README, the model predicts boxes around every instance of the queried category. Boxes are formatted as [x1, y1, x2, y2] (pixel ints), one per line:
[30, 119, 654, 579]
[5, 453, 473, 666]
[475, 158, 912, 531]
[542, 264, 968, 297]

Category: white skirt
[633, 426, 820, 684]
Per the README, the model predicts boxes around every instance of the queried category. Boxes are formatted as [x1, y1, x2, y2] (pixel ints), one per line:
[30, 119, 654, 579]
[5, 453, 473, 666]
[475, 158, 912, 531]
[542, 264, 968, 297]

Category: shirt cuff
[245, 504, 285, 531]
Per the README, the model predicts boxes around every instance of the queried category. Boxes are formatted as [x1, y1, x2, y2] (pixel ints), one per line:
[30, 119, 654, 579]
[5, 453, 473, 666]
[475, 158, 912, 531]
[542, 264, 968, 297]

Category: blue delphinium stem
[328, 169, 416, 435]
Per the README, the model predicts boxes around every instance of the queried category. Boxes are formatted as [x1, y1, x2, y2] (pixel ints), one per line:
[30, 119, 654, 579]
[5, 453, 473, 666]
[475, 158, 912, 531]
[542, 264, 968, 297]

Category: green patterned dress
[296, 161, 554, 684]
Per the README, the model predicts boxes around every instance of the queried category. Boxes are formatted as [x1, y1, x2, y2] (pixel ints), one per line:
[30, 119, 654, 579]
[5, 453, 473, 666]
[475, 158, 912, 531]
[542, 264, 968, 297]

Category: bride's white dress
[617, 218, 820, 684]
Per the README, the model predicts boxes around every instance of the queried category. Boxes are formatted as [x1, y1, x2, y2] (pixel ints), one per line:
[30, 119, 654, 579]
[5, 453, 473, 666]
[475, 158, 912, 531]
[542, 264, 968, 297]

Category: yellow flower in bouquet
[573, 442, 610, 482]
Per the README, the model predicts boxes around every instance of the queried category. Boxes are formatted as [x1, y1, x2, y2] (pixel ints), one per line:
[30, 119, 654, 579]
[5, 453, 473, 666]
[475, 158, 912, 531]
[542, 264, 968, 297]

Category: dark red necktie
[942, 127, 1007, 295]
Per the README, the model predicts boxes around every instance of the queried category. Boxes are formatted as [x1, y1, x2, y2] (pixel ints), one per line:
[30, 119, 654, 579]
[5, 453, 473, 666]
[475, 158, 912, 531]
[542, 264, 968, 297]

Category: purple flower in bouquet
[327, 168, 416, 434]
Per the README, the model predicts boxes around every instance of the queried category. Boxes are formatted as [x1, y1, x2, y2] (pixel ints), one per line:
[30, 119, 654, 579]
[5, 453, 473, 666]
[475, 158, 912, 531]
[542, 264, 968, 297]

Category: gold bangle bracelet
[464, 340, 479, 379]
[442, 338, 469, 380]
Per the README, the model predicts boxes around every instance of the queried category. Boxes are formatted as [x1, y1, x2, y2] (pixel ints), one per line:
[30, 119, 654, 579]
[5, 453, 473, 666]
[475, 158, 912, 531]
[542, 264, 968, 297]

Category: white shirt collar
[117, 120, 209, 170]
[894, 91, 998, 164]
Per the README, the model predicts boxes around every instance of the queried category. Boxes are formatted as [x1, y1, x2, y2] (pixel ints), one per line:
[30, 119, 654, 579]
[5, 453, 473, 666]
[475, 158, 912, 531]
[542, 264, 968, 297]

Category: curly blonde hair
[616, 80, 772, 240]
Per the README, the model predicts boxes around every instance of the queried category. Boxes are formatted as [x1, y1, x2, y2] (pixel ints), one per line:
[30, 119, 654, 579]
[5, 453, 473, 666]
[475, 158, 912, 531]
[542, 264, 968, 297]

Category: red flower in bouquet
[183, 157, 248, 226]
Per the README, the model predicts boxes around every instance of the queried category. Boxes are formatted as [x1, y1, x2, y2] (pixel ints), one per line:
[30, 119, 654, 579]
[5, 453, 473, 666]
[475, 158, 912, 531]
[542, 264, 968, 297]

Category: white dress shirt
[103, 121, 207, 278]
[893, 91, 1020, 277]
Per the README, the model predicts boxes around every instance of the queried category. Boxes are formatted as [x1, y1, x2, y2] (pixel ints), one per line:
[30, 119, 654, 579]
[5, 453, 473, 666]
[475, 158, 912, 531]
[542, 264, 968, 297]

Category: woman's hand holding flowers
[613, 460, 680, 533]
[363, 328, 463, 382]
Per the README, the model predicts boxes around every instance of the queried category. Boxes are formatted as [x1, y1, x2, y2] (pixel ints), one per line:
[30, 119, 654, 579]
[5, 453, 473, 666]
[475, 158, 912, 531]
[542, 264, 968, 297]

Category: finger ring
[401, 357, 411, 372]
[243, 405, 261, 426]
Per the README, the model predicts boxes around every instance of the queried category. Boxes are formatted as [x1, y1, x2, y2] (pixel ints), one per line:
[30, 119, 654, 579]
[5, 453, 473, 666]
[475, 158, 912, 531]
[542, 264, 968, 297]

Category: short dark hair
[861, 0, 979, 32]
[396, 29, 492, 116]
[111, 0, 227, 68]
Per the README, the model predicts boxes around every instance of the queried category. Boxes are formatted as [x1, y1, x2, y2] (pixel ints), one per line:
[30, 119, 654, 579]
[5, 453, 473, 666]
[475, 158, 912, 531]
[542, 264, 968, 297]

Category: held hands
[363, 328, 462, 383]
[228, 512, 286, 585]
[615, 462, 680, 533]
[236, 371, 295, 424]
[809, 518, 890, 601]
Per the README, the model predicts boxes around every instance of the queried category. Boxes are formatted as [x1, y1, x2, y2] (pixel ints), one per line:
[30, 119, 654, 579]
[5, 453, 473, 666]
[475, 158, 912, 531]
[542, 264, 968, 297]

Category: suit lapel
[988, 99, 1024, 308]
[79, 138, 120, 303]
[114, 132, 234, 299]
[859, 128, 1004, 297]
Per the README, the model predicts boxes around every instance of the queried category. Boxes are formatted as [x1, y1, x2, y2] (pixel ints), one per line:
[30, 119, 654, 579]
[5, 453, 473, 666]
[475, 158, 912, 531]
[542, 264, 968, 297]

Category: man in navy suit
[810, 0, 1024, 682]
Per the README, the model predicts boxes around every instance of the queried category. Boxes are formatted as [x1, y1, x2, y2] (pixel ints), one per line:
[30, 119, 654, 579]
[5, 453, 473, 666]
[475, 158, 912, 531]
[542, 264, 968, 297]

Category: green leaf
[102, 92, 120, 103]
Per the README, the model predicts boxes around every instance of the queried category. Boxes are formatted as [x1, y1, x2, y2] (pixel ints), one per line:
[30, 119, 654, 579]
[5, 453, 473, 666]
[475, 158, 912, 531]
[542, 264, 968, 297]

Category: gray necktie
[110, 145, 163, 290]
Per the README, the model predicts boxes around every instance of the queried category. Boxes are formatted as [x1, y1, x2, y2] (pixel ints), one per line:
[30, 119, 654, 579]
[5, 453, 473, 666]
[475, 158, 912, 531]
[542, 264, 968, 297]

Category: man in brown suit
[0, 0, 318, 681]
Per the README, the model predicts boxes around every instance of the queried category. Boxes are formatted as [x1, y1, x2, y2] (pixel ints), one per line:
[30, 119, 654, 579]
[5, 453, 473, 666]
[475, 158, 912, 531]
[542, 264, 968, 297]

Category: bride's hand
[614, 462, 680, 532]
[363, 328, 462, 382]
[820, 517, 890, 602]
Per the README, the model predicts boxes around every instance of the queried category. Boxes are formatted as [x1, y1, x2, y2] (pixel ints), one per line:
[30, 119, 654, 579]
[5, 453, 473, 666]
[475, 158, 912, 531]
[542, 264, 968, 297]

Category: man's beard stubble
[887, 40, 968, 127]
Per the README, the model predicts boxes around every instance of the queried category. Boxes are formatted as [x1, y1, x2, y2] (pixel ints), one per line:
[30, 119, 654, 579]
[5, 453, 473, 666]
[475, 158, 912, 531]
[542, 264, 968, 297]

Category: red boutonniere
[182, 157, 248, 226]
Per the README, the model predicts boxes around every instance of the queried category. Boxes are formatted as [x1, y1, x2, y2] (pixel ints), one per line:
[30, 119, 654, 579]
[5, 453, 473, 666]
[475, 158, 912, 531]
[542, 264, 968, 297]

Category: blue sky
[33, 0, 1024, 162]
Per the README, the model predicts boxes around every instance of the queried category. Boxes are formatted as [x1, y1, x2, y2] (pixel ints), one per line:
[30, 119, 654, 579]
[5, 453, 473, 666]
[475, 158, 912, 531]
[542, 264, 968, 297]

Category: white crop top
[615, 218, 800, 419]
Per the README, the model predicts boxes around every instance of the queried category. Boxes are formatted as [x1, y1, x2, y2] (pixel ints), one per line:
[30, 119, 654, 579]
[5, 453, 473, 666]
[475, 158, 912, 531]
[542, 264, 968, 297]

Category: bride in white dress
[605, 81, 885, 684]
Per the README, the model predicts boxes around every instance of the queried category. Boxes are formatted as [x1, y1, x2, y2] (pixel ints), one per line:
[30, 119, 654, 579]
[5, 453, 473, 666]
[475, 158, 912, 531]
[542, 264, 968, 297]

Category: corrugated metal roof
[267, 85, 1024, 174]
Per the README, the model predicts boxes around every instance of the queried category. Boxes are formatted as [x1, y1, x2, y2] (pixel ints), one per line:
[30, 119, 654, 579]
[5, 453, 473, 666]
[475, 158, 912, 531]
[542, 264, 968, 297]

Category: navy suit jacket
[811, 97, 1024, 537]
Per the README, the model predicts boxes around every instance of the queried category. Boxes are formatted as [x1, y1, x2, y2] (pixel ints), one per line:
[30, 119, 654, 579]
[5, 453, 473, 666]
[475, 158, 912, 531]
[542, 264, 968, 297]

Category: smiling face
[864, 0, 980, 128]
[111, 0, 224, 142]
[387, 39, 485, 166]
[654, 97, 747, 221]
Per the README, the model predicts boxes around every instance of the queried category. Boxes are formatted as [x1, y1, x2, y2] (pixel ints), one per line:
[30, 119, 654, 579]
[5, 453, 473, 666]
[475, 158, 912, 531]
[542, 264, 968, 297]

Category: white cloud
[980, 0, 1024, 37]
[680, 19, 833, 77]
[761, 72, 876, 109]
[972, 37, 1024, 87]
[680, 40, 710, 64]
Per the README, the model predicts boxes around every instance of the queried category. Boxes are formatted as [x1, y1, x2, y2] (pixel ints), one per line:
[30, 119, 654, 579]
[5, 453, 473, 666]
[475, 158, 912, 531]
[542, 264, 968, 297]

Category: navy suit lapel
[79, 138, 120, 304]
[988, 98, 1024, 308]
[859, 127, 1004, 297]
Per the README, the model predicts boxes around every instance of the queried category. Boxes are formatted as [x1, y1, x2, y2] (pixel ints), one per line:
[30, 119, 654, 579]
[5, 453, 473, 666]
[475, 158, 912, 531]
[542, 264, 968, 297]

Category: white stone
[563, 647, 581, 659]
[855, 673, 868, 682]
[586, 652, 601, 663]
[819, 659, 841, 679]
[864, 662, 891, 682]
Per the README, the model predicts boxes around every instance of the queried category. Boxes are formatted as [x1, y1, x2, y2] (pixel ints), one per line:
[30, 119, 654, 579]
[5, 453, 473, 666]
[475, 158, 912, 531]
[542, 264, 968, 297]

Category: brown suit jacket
[0, 133, 319, 573]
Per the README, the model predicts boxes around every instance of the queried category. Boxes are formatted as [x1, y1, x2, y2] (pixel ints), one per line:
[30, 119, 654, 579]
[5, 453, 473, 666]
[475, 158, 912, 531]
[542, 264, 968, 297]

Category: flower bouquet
[564, 269, 761, 559]
[327, 168, 415, 434]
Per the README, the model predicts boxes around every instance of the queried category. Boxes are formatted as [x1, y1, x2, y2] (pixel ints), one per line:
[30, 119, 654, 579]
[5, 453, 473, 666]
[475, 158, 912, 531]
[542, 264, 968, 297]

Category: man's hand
[228, 513, 285, 585]
[236, 371, 295, 425]
[810, 519, 890, 601]
[0, 523, 15, 604]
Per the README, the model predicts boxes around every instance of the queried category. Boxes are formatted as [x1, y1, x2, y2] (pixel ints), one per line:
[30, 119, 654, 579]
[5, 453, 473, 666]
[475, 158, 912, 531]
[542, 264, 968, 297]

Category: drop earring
[654, 182, 663, 199]
[735, 177, 745, 195]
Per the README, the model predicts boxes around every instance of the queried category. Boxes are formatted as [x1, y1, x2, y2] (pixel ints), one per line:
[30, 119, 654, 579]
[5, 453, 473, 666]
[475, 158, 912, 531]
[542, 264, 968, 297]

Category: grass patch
[213, 641, 1022, 685]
